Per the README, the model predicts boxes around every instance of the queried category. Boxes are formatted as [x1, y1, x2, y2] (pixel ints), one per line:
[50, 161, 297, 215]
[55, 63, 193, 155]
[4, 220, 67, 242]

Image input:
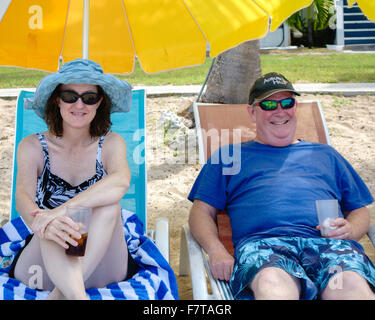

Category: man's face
[248, 91, 298, 147]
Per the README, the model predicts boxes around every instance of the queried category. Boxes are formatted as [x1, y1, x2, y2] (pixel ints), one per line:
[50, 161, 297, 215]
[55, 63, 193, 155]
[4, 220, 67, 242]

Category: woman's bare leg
[13, 203, 128, 298]
[13, 236, 54, 291]
[83, 204, 128, 288]
[39, 238, 87, 299]
[13, 235, 87, 299]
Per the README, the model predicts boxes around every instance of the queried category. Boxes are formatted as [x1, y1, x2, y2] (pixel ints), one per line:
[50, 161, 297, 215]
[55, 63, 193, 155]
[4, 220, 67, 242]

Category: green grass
[0, 67, 50, 88]
[1, 51, 374, 88]
[261, 53, 375, 83]
[117, 59, 213, 86]
[0, 59, 213, 88]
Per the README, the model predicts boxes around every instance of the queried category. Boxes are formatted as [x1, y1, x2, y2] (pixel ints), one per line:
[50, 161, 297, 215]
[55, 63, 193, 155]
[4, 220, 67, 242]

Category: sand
[0, 93, 374, 300]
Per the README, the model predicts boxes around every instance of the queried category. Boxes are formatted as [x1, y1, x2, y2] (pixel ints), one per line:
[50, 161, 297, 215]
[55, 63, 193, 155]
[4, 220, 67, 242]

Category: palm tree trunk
[307, 6, 314, 47]
[201, 40, 262, 104]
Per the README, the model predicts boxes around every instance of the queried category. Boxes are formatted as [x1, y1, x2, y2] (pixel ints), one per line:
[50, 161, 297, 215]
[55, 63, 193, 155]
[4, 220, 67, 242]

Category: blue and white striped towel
[0, 209, 178, 300]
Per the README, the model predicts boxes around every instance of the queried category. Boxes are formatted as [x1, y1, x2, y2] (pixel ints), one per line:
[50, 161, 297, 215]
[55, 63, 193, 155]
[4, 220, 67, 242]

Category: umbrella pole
[196, 57, 216, 103]
[82, 0, 89, 59]
[0, 0, 11, 22]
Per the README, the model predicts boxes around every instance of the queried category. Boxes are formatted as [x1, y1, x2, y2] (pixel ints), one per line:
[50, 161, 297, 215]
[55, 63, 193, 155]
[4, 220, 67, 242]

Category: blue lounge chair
[0, 89, 178, 300]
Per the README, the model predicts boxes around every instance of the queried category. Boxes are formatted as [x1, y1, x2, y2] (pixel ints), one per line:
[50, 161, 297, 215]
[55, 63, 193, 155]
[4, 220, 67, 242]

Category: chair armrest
[180, 224, 234, 300]
[179, 224, 212, 299]
[154, 218, 169, 263]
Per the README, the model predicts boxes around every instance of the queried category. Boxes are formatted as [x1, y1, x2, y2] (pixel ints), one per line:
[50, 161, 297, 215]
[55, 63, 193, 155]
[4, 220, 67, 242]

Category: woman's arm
[15, 135, 43, 227]
[32, 132, 130, 239]
[17, 132, 131, 244]
[15, 136, 80, 245]
[51, 132, 131, 214]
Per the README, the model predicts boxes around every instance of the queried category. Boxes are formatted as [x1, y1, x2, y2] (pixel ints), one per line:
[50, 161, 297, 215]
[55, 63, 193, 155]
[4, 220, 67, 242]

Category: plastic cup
[315, 199, 338, 237]
[65, 206, 92, 256]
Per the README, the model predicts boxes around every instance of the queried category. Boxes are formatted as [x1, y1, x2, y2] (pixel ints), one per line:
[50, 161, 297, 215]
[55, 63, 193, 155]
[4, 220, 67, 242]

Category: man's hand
[207, 246, 235, 282]
[189, 200, 235, 281]
[317, 218, 353, 240]
[326, 218, 353, 240]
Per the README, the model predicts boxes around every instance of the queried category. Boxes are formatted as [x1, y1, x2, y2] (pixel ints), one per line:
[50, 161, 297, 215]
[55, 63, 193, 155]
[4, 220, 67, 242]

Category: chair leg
[179, 226, 190, 276]
[179, 225, 212, 299]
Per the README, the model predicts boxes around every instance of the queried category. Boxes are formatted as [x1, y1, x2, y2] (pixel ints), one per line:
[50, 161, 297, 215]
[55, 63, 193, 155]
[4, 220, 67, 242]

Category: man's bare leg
[250, 267, 301, 300]
[321, 271, 375, 300]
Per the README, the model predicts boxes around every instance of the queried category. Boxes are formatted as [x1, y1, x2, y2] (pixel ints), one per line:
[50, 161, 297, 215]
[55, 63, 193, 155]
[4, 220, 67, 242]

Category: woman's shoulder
[18, 133, 43, 150]
[102, 131, 126, 145]
[17, 133, 45, 165]
[100, 131, 127, 156]
[100, 132, 128, 168]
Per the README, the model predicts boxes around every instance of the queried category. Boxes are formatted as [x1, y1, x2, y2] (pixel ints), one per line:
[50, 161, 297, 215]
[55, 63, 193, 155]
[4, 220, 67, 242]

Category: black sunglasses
[59, 90, 101, 105]
[257, 97, 296, 111]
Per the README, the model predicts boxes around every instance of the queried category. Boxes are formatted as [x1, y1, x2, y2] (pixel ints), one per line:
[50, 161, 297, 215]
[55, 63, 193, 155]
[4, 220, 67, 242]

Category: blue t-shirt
[188, 140, 374, 247]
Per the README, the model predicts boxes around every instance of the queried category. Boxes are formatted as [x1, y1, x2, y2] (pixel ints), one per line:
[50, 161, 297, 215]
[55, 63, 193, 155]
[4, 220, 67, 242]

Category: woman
[10, 59, 137, 299]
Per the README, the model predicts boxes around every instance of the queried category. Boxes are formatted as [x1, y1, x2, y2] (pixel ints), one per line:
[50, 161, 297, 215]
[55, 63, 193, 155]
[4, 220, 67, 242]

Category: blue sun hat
[24, 58, 132, 118]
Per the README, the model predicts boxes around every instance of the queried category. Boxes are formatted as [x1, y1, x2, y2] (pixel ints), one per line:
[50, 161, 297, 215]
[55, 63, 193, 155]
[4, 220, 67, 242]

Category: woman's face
[57, 83, 102, 130]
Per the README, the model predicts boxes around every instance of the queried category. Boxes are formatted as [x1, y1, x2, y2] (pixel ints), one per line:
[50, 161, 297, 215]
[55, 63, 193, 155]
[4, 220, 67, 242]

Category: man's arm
[328, 206, 370, 241]
[189, 199, 234, 281]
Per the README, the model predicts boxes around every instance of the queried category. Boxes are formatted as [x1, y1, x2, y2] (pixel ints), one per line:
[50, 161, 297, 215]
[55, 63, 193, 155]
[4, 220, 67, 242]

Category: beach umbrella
[0, 0, 316, 74]
[0, 0, 373, 74]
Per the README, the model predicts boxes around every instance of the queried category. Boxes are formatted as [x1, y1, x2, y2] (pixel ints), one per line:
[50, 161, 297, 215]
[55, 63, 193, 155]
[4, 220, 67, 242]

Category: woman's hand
[31, 209, 82, 249]
[30, 209, 56, 237]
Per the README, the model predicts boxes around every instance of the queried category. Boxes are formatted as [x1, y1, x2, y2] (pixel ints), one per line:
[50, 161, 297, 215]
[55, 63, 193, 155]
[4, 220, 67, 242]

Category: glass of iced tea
[65, 206, 92, 256]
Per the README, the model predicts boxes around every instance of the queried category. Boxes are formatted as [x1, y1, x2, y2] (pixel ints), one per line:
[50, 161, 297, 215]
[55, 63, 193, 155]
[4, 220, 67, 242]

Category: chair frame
[180, 100, 375, 299]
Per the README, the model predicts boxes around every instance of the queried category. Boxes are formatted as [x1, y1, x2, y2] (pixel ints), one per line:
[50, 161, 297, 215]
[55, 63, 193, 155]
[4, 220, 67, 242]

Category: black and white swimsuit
[9, 132, 140, 280]
[35, 132, 107, 209]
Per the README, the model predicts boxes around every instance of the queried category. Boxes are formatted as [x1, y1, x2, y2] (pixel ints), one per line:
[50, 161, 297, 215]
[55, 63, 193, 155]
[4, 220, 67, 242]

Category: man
[188, 72, 375, 300]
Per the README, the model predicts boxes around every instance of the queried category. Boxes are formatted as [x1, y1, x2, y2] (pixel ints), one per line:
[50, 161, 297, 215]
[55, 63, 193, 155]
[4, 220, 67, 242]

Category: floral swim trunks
[230, 236, 375, 300]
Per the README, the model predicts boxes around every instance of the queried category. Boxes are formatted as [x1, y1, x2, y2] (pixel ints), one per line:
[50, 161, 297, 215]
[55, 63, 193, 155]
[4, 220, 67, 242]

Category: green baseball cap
[249, 72, 300, 105]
